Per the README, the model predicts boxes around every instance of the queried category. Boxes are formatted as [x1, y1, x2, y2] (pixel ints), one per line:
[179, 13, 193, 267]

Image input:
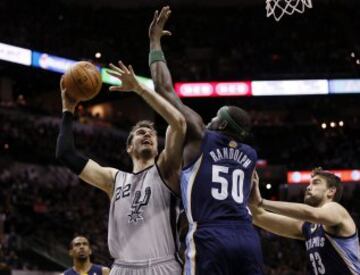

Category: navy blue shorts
[184, 220, 264, 275]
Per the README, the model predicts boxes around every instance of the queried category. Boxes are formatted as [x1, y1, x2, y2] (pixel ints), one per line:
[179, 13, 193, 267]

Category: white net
[266, 0, 313, 21]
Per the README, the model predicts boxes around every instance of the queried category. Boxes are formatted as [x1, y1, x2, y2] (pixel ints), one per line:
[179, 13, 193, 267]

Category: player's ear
[218, 120, 228, 130]
[328, 186, 336, 199]
[127, 144, 133, 154]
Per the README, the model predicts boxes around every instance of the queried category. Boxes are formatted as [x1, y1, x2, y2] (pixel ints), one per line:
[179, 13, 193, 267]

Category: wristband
[148, 50, 166, 66]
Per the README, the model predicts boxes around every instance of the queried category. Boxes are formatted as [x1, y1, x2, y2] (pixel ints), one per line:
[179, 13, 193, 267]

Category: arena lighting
[32, 51, 77, 73]
[266, 184, 272, 190]
[351, 52, 355, 58]
[95, 52, 102, 59]
[174, 82, 251, 97]
[330, 122, 336, 128]
[0, 42, 31, 66]
[101, 68, 154, 89]
[321, 123, 327, 129]
[339, 121, 344, 127]
[251, 79, 328, 96]
[287, 170, 360, 184]
[5, 41, 360, 96]
[329, 79, 360, 94]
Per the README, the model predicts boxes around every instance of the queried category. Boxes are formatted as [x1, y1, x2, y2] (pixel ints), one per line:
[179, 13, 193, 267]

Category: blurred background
[0, 0, 359, 274]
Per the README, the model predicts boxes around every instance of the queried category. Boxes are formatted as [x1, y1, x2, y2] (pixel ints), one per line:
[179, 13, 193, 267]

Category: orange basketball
[63, 61, 102, 101]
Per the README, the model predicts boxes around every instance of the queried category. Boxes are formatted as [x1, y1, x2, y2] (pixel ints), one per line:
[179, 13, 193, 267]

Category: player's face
[304, 175, 329, 206]
[70, 237, 91, 261]
[128, 127, 158, 159]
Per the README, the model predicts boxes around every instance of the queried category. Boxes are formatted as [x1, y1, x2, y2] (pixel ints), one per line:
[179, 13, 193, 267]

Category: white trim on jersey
[184, 222, 198, 275]
[184, 155, 203, 223]
[325, 233, 360, 275]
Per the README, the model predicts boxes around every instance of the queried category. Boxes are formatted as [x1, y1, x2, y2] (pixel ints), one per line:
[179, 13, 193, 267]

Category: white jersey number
[211, 165, 244, 203]
[309, 252, 326, 275]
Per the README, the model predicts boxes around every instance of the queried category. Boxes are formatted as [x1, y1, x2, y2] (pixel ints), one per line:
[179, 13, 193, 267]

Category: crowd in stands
[1, 101, 359, 170]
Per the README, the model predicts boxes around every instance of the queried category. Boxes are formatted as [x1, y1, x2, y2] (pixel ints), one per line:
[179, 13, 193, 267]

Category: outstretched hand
[249, 170, 263, 207]
[107, 61, 143, 94]
[149, 6, 172, 42]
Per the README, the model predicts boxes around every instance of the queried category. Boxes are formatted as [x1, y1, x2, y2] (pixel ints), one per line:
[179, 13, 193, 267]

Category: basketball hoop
[266, 0, 313, 21]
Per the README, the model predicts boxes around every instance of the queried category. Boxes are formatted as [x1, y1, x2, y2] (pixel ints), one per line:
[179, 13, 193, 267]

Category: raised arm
[249, 171, 304, 240]
[107, 62, 186, 194]
[55, 78, 117, 198]
[148, 6, 204, 140]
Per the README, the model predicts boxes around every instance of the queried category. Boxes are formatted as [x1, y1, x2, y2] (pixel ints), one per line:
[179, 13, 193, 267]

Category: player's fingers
[107, 71, 122, 79]
[118, 61, 130, 74]
[153, 10, 158, 22]
[162, 30, 172, 36]
[109, 86, 125, 92]
[165, 10, 171, 19]
[128, 65, 136, 75]
[158, 6, 169, 23]
[109, 63, 124, 74]
[60, 75, 66, 86]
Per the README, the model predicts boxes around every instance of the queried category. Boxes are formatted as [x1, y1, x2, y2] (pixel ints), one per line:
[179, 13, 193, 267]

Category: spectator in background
[62, 236, 109, 275]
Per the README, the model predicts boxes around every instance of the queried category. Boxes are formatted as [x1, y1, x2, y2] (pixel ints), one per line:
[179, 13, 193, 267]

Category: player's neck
[132, 158, 155, 173]
[74, 259, 92, 273]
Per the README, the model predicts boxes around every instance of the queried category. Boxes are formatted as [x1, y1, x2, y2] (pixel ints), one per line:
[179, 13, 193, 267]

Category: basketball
[63, 61, 102, 101]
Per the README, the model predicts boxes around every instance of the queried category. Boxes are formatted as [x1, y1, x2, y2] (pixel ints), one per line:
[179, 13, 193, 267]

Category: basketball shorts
[184, 220, 264, 275]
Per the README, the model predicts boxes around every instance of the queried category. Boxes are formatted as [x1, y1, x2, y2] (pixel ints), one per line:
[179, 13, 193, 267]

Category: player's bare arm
[107, 61, 186, 194]
[261, 200, 355, 235]
[148, 6, 205, 146]
[250, 171, 304, 240]
[56, 78, 117, 198]
[250, 206, 305, 240]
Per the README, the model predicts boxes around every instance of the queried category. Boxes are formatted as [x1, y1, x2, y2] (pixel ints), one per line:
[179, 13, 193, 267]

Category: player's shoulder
[322, 201, 347, 212]
[101, 265, 110, 275]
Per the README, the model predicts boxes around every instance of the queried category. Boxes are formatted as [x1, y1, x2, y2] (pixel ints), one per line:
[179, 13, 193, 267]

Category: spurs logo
[128, 187, 151, 223]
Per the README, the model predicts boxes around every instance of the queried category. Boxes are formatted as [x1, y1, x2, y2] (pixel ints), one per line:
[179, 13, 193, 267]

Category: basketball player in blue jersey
[250, 168, 360, 275]
[148, 7, 264, 274]
[56, 62, 185, 275]
[62, 236, 110, 275]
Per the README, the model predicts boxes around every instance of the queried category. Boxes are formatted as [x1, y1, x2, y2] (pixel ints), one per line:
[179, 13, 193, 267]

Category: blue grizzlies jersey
[303, 222, 360, 275]
[181, 130, 264, 275]
[181, 130, 257, 223]
[64, 264, 102, 275]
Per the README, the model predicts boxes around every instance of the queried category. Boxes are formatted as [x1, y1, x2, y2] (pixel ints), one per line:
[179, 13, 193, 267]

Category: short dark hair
[126, 120, 156, 147]
[69, 235, 89, 249]
[311, 167, 343, 202]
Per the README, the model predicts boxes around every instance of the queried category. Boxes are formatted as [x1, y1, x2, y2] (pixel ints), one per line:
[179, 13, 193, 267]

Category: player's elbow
[174, 115, 187, 135]
[154, 81, 173, 95]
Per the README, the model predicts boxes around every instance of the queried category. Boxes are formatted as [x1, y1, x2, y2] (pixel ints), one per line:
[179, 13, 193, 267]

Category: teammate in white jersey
[56, 62, 186, 275]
